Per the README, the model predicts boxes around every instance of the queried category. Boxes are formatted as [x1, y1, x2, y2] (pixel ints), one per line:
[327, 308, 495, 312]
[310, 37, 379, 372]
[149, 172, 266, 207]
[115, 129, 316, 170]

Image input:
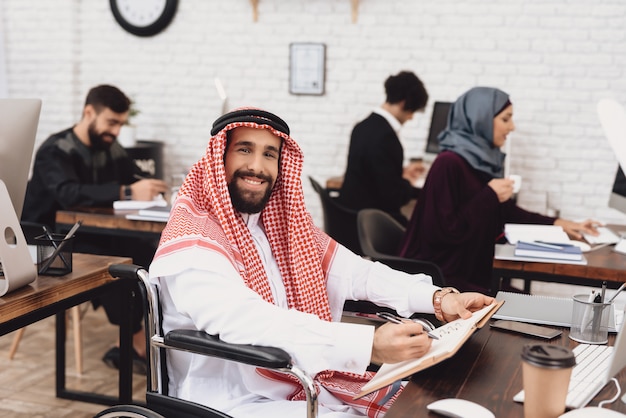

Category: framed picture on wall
[289, 43, 326, 95]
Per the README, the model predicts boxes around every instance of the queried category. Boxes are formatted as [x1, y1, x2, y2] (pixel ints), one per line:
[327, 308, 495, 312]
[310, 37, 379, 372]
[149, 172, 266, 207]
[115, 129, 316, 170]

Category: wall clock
[110, 0, 178, 37]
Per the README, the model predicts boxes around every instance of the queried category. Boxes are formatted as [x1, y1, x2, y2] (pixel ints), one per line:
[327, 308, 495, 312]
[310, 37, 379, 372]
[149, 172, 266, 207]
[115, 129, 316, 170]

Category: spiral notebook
[492, 291, 618, 332]
[354, 301, 504, 399]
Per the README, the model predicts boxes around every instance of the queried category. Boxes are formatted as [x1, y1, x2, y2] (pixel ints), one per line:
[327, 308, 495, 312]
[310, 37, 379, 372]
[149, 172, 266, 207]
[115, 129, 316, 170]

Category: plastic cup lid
[521, 343, 576, 369]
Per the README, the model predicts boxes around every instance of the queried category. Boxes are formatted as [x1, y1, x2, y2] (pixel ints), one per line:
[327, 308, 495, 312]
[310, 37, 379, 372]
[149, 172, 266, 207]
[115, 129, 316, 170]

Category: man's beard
[228, 170, 274, 214]
[88, 122, 115, 151]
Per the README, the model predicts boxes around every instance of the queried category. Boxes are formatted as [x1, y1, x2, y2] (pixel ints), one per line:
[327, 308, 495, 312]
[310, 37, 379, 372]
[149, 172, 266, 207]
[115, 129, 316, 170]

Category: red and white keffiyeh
[153, 110, 402, 417]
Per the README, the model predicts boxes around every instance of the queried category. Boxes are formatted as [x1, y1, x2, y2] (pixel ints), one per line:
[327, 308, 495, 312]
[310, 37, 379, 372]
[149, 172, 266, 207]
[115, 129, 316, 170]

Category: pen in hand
[376, 312, 439, 340]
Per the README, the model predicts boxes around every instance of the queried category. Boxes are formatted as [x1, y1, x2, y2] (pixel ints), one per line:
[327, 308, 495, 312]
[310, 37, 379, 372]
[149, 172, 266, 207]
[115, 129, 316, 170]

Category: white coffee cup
[509, 174, 522, 194]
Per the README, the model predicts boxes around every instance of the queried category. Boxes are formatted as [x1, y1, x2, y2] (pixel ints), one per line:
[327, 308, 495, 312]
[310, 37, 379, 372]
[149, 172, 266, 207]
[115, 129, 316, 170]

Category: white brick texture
[2, 0, 626, 226]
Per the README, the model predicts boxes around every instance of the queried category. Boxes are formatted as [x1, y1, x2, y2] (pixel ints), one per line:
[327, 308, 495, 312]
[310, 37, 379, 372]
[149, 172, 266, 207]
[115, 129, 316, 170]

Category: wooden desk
[493, 228, 626, 292]
[56, 207, 165, 239]
[386, 325, 626, 417]
[0, 253, 135, 406]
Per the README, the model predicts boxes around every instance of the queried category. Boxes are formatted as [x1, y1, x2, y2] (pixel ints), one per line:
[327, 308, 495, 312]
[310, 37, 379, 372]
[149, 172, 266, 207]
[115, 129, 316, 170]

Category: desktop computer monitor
[608, 164, 626, 215]
[0, 98, 41, 295]
[424, 101, 452, 157]
[0, 98, 42, 218]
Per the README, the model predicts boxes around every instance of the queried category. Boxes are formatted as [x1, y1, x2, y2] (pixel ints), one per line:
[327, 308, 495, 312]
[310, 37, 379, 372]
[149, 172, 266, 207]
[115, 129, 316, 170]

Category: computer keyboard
[583, 226, 620, 245]
[514, 343, 614, 409]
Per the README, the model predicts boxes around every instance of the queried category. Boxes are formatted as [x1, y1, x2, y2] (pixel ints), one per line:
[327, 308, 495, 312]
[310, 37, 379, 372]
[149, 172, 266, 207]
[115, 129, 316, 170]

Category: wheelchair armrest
[164, 329, 293, 369]
[109, 263, 145, 280]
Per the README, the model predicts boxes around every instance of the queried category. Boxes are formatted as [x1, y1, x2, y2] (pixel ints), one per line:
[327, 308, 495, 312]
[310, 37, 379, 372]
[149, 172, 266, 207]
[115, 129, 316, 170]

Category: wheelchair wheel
[94, 404, 166, 418]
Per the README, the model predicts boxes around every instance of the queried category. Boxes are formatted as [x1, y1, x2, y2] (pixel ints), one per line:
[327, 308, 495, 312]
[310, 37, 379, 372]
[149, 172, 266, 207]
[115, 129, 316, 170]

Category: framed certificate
[289, 43, 326, 95]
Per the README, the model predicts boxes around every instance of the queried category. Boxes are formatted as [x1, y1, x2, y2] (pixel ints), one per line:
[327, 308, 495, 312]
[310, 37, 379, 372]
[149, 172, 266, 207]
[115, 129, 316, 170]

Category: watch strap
[433, 287, 460, 322]
[123, 185, 132, 200]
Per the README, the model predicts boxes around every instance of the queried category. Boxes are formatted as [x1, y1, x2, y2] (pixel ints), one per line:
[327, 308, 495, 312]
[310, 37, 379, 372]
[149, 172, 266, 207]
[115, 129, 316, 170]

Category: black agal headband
[210, 109, 290, 136]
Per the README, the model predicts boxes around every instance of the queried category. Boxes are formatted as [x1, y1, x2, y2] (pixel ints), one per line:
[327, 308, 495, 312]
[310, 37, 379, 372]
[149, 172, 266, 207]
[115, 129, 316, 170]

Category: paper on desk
[113, 195, 167, 211]
[504, 223, 570, 244]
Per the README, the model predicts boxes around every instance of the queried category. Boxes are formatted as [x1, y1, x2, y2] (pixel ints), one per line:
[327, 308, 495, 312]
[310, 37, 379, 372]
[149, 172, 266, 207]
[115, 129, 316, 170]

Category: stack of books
[514, 240, 583, 261]
[125, 205, 171, 222]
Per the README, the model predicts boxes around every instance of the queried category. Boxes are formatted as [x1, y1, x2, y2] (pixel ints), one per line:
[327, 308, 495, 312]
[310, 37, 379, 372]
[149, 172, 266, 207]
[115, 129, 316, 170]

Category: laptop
[514, 320, 626, 409]
[493, 291, 619, 332]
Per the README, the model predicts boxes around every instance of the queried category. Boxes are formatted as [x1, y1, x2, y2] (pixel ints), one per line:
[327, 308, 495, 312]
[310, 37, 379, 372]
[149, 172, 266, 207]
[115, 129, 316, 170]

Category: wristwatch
[433, 287, 460, 322]
[123, 185, 132, 200]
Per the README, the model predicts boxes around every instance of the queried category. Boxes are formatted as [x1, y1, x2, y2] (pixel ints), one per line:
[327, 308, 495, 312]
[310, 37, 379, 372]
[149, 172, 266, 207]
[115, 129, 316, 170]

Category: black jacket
[22, 127, 140, 227]
[338, 113, 419, 225]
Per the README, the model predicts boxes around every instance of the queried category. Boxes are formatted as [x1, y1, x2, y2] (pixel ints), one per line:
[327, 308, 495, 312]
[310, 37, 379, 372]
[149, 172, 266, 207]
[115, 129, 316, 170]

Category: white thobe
[150, 213, 439, 417]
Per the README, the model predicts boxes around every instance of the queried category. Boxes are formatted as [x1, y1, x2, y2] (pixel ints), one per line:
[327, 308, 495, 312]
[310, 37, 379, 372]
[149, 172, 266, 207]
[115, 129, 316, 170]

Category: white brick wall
[3, 0, 626, 227]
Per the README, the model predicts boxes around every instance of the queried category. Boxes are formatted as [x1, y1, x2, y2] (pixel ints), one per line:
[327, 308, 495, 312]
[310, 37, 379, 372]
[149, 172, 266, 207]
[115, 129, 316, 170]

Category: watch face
[110, 0, 178, 37]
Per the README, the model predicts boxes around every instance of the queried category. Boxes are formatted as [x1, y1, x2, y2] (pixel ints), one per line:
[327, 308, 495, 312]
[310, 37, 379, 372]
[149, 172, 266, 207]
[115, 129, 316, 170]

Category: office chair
[95, 264, 317, 418]
[308, 176, 362, 255]
[356, 208, 445, 287]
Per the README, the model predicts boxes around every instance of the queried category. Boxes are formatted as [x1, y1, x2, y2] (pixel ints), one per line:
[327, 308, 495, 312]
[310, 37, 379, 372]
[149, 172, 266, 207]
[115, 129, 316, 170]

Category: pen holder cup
[35, 233, 74, 276]
[569, 294, 612, 345]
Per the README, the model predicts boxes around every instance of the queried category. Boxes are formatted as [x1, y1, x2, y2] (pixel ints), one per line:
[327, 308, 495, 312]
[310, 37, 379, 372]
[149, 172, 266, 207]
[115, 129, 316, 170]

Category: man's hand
[439, 292, 495, 323]
[487, 178, 514, 202]
[403, 160, 426, 184]
[130, 179, 169, 201]
[370, 322, 432, 365]
[554, 218, 600, 240]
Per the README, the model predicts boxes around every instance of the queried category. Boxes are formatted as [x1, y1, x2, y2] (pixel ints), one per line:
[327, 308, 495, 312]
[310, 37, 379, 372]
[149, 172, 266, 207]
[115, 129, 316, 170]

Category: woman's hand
[554, 218, 599, 240]
[488, 178, 514, 202]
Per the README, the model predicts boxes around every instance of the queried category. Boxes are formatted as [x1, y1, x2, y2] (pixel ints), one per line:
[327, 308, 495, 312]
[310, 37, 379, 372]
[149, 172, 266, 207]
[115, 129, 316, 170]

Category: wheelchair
[94, 264, 317, 418]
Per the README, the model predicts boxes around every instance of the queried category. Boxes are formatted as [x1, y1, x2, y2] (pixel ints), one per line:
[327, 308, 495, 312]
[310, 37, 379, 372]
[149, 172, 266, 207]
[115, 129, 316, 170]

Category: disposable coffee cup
[521, 343, 575, 418]
[569, 294, 612, 344]
[509, 174, 522, 194]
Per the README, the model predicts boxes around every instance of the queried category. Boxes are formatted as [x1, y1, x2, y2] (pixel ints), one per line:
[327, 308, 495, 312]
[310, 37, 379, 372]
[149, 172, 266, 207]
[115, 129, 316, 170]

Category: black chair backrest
[20, 221, 49, 245]
[356, 208, 446, 287]
[356, 209, 406, 259]
[308, 176, 361, 255]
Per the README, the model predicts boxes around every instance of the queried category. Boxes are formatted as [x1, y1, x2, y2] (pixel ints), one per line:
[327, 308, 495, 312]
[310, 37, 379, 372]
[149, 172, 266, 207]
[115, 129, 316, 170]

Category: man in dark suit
[338, 71, 428, 225]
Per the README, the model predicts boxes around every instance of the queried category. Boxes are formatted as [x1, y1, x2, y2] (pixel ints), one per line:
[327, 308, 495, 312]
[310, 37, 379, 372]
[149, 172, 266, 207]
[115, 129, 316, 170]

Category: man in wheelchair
[148, 108, 494, 417]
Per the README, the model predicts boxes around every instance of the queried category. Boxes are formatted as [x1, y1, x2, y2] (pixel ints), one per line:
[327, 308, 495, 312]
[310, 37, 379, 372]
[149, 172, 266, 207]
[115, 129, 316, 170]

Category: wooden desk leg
[70, 306, 83, 375]
[7, 327, 26, 359]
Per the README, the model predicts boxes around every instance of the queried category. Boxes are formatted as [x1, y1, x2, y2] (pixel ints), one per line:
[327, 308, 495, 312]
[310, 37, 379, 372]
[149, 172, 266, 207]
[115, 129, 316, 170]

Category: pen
[581, 291, 596, 331]
[600, 281, 607, 303]
[535, 241, 577, 248]
[42, 225, 70, 269]
[607, 282, 626, 304]
[519, 240, 564, 250]
[376, 312, 439, 339]
[38, 220, 82, 274]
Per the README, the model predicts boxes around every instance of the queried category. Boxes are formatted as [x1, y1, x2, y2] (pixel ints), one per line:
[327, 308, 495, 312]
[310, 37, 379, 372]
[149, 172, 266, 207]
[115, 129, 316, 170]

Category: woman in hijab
[398, 87, 597, 293]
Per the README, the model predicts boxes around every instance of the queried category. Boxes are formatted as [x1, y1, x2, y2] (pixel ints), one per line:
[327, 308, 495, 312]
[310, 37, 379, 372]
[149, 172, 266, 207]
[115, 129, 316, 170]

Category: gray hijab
[438, 87, 510, 179]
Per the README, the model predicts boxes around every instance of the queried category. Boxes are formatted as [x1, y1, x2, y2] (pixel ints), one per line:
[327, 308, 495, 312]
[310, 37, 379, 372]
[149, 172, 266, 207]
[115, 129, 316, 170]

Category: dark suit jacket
[338, 112, 419, 225]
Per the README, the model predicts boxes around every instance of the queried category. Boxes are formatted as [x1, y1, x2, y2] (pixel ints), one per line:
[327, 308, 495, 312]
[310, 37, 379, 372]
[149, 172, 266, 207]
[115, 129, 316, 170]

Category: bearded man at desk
[22, 84, 168, 373]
